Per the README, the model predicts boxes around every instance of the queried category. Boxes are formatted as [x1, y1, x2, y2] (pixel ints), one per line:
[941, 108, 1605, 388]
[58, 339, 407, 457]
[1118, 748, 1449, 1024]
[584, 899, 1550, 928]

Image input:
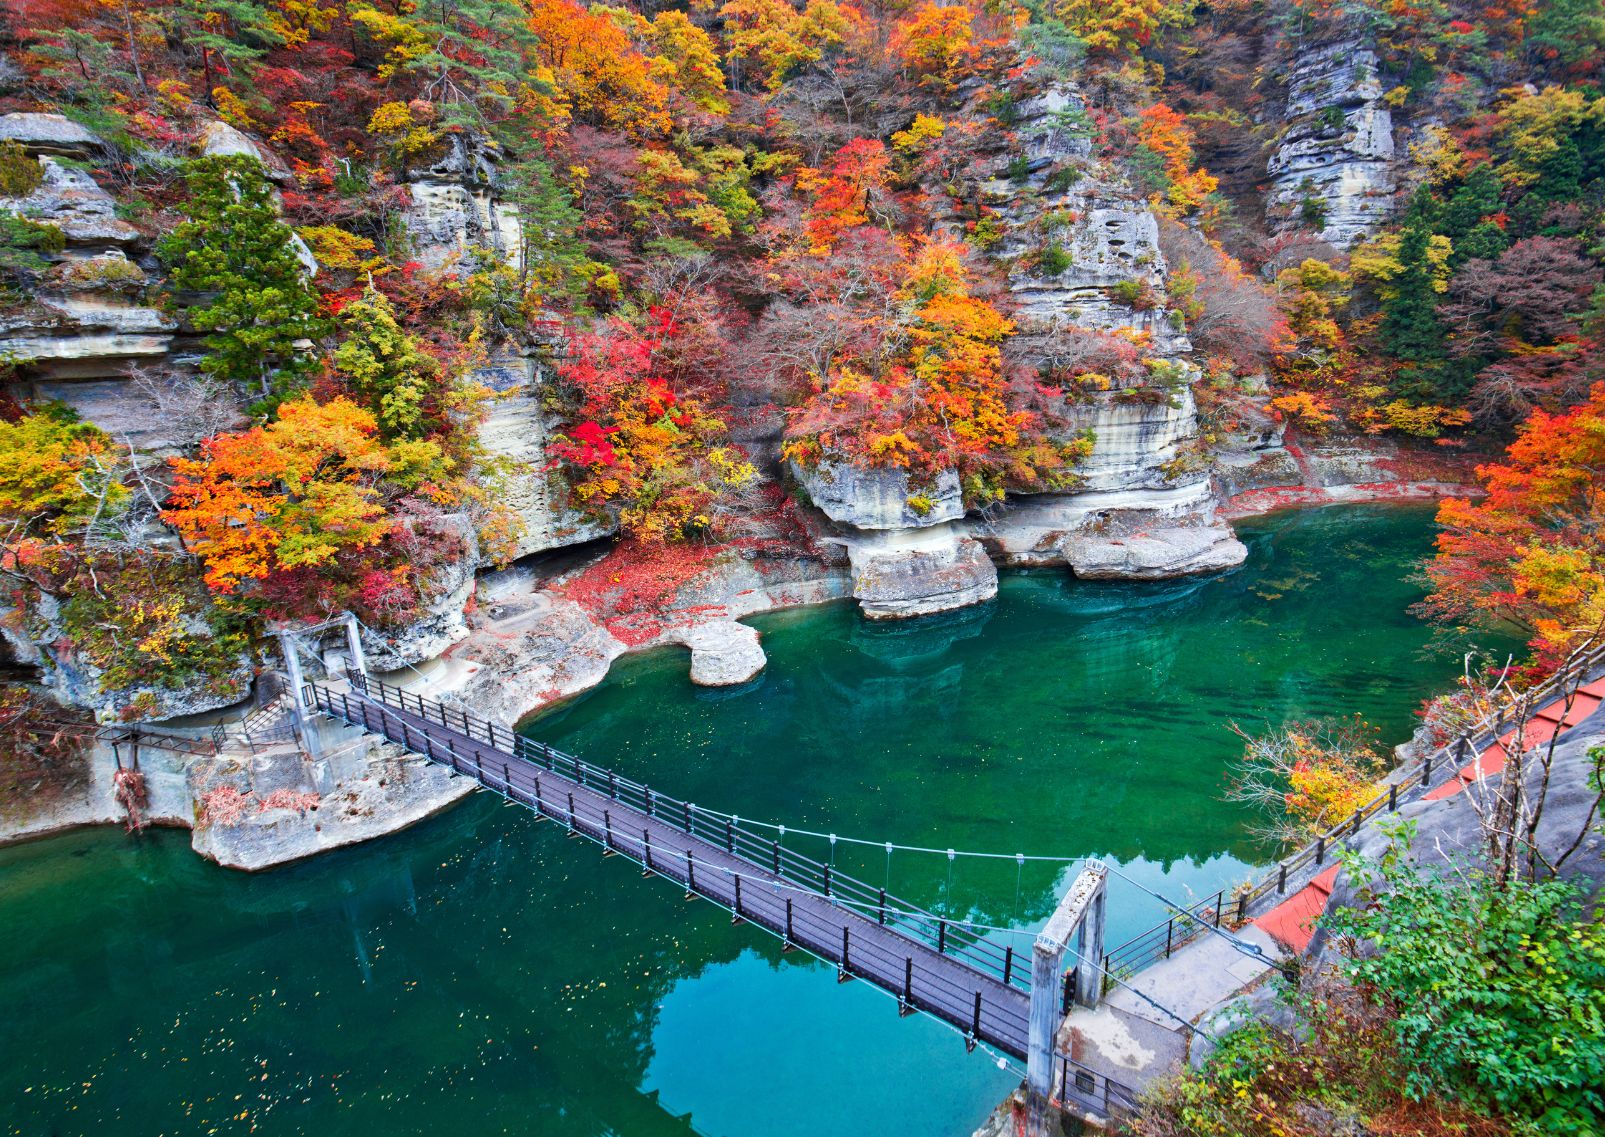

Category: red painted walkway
[1253, 677, 1605, 952]
[1252, 865, 1339, 953]
[1423, 676, 1605, 801]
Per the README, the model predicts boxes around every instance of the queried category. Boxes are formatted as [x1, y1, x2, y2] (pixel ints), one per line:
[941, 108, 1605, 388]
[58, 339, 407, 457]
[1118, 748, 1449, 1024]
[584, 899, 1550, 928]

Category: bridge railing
[317, 674, 1039, 997]
[1056, 1049, 1141, 1118]
[1105, 642, 1605, 973]
[1101, 888, 1227, 980]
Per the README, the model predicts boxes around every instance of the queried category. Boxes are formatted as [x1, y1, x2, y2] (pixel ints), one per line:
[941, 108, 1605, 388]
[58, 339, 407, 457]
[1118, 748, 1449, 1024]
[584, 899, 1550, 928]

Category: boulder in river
[668, 620, 767, 686]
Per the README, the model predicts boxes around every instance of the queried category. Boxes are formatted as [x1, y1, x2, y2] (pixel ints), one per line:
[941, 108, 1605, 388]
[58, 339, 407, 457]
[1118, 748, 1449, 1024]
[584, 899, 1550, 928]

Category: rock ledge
[1065, 525, 1247, 580]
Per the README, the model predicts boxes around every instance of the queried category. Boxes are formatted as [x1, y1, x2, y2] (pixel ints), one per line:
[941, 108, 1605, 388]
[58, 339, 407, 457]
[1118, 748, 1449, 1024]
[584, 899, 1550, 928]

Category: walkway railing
[1103, 888, 1228, 979]
[1056, 1051, 1142, 1118]
[334, 673, 1037, 994]
[1107, 642, 1605, 969]
[1238, 642, 1605, 919]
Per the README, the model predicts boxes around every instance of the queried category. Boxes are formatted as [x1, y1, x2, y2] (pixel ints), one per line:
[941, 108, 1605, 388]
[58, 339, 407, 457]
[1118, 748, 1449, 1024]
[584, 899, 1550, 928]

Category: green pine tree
[159, 154, 328, 415]
[1441, 164, 1508, 265]
[331, 287, 443, 440]
[1379, 191, 1450, 402]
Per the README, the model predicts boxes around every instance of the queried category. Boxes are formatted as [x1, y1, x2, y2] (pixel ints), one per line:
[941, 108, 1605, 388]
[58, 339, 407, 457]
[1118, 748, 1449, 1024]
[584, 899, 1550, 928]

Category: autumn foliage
[551, 310, 755, 542]
[163, 397, 397, 594]
[1423, 383, 1605, 668]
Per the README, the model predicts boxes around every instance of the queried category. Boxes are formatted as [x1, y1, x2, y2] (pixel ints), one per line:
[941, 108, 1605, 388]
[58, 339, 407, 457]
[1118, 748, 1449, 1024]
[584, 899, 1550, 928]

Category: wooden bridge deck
[307, 676, 1140, 1120]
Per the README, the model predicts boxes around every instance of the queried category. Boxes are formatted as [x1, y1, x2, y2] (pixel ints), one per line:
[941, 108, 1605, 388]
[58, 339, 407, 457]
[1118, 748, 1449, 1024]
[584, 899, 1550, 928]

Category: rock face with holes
[402, 134, 525, 274]
[1265, 40, 1398, 248]
[986, 88, 1191, 356]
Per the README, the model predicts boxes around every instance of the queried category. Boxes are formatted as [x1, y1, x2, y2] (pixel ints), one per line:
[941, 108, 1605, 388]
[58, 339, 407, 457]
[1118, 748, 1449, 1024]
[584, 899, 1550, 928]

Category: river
[1, 505, 1483, 1137]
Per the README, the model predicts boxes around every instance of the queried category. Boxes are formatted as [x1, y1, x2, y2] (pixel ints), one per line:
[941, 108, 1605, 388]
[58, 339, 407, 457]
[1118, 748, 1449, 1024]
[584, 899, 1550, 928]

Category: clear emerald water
[0, 504, 1492, 1137]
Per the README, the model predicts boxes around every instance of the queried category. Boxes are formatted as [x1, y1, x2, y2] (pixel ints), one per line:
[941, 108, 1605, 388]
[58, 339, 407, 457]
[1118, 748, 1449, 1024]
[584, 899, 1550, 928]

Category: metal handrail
[320, 674, 1034, 993]
[1103, 889, 1225, 976]
[1107, 643, 1605, 968]
[1055, 1048, 1140, 1118]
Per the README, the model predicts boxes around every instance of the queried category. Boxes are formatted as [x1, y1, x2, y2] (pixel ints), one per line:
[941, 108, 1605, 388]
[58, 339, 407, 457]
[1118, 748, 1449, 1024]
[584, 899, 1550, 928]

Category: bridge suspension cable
[708, 864, 1214, 1041]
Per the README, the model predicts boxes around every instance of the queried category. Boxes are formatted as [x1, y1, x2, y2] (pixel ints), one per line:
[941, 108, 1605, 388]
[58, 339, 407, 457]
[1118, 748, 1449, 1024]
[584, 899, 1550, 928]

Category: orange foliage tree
[526, 0, 673, 135]
[718, 0, 863, 91]
[798, 137, 893, 252]
[1135, 103, 1218, 217]
[1422, 382, 1605, 668]
[162, 397, 400, 593]
[891, 3, 978, 87]
[782, 237, 1090, 504]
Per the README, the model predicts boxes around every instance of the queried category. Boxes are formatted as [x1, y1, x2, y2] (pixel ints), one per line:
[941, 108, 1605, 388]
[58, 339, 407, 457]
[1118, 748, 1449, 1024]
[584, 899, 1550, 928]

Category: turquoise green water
[1, 505, 1483, 1137]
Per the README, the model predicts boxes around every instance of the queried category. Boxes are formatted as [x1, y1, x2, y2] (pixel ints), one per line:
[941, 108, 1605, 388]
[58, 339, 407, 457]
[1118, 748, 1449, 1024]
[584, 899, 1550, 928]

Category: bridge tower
[1027, 861, 1108, 1136]
[274, 612, 367, 758]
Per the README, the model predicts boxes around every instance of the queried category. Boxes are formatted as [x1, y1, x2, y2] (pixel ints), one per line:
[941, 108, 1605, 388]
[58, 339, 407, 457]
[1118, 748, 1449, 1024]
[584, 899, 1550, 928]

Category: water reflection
[1, 506, 1508, 1137]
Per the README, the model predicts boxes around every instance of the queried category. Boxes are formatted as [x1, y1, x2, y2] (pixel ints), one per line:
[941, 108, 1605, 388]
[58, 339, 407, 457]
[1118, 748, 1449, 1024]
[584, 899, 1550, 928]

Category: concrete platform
[1058, 924, 1290, 1093]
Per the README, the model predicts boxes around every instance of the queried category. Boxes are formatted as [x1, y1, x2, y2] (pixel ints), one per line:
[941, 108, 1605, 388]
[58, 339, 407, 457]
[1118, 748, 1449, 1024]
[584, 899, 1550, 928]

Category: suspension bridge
[305, 670, 1135, 1126]
[274, 617, 1605, 1134]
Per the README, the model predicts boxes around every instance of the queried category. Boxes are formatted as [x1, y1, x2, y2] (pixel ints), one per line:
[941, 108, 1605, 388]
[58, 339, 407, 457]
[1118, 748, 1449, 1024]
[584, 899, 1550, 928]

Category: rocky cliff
[1265, 39, 1399, 249]
[969, 85, 1247, 579]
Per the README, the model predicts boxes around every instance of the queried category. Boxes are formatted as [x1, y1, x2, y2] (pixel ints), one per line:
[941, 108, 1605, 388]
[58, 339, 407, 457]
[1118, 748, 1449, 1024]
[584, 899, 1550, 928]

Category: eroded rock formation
[1266, 40, 1398, 248]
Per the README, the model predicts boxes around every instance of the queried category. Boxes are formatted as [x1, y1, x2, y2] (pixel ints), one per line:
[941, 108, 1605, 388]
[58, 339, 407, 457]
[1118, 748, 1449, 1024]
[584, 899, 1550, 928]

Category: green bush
[0, 142, 43, 197]
[1326, 826, 1605, 1133]
[1044, 165, 1082, 194]
[1038, 241, 1072, 276]
[970, 214, 1006, 250]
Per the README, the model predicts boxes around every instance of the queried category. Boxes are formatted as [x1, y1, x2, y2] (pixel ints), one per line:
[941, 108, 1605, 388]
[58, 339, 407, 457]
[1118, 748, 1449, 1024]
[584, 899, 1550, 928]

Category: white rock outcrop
[198, 121, 293, 181]
[0, 151, 177, 379]
[0, 112, 106, 158]
[402, 135, 524, 274]
[794, 462, 995, 618]
[847, 525, 998, 619]
[795, 461, 963, 530]
[668, 620, 767, 686]
[1063, 525, 1247, 581]
[473, 355, 616, 560]
[1062, 387, 1202, 494]
[1266, 42, 1397, 248]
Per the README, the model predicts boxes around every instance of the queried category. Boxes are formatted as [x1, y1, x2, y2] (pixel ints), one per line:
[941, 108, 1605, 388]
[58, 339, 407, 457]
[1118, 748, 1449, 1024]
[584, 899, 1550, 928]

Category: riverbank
[1, 443, 1478, 870]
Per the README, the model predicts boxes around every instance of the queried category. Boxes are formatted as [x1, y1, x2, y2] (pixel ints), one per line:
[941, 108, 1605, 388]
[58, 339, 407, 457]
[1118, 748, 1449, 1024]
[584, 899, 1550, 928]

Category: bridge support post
[1026, 861, 1108, 1137]
[343, 612, 367, 680]
[275, 630, 322, 760]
